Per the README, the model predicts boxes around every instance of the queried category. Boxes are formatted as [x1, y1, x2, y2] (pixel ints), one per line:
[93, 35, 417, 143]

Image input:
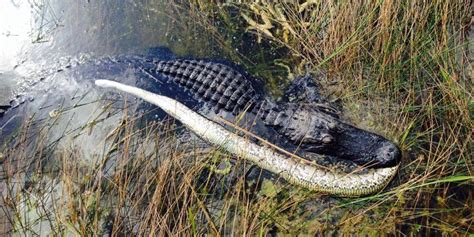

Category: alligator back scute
[154, 59, 262, 114]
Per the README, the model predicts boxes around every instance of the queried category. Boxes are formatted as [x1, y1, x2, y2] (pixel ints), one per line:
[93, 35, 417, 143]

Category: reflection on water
[0, 1, 32, 72]
[1, 0, 214, 70]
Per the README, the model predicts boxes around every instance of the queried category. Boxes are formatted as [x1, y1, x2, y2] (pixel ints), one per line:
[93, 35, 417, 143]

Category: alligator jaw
[95, 79, 399, 197]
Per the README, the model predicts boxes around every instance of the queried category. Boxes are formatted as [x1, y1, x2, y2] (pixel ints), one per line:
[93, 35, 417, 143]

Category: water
[1, 0, 198, 60]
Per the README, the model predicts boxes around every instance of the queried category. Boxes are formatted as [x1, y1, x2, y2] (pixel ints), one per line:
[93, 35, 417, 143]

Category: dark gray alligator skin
[150, 59, 401, 168]
[155, 59, 263, 114]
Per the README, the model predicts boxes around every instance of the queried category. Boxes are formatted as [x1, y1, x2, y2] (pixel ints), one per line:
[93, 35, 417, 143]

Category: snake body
[95, 79, 398, 197]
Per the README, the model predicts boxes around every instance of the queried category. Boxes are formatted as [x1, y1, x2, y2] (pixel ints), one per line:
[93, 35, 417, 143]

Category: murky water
[1, 0, 204, 62]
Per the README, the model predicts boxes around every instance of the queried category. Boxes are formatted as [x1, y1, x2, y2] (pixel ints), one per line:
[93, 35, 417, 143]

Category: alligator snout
[319, 121, 401, 168]
[285, 107, 401, 168]
[374, 141, 402, 167]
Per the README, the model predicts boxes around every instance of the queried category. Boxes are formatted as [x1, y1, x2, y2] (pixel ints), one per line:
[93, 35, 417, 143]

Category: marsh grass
[163, 1, 473, 235]
[1, 0, 473, 236]
[168, 1, 473, 235]
[0, 105, 335, 236]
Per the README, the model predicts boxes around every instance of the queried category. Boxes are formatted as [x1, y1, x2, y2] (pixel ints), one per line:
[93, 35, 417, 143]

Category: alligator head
[272, 75, 401, 168]
[275, 104, 401, 168]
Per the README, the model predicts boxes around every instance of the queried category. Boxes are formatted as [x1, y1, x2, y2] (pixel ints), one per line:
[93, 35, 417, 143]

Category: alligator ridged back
[154, 59, 263, 114]
[153, 59, 335, 145]
[153, 59, 296, 132]
[255, 100, 289, 128]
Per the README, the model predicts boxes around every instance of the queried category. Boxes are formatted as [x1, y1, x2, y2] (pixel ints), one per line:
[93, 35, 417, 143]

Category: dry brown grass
[0, 108, 330, 236]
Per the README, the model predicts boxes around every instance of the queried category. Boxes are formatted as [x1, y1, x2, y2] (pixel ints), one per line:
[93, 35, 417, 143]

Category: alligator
[0, 50, 401, 195]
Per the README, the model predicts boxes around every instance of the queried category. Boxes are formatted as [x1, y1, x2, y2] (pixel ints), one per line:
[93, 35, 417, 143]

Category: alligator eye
[321, 134, 333, 144]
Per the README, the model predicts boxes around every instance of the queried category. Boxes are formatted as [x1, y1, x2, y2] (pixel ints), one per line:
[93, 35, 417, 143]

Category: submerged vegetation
[1, 0, 473, 235]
